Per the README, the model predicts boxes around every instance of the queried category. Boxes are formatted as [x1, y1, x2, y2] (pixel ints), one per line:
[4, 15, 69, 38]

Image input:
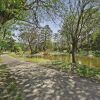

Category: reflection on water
[34, 55, 100, 68]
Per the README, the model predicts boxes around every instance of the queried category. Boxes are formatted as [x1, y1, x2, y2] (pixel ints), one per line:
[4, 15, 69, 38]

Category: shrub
[76, 64, 100, 79]
[51, 61, 100, 80]
[92, 51, 100, 57]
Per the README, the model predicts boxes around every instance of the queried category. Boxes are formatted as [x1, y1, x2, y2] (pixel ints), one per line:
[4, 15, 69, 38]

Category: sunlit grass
[8, 53, 25, 61]
[0, 58, 3, 63]
[8, 53, 22, 58]
[25, 57, 52, 64]
[9, 52, 52, 64]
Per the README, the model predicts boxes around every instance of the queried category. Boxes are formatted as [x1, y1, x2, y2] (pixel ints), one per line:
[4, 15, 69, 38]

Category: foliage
[13, 43, 23, 54]
[19, 25, 53, 54]
[0, 0, 27, 24]
[0, 0, 63, 25]
[0, 21, 15, 53]
[0, 40, 8, 50]
[0, 0, 64, 53]
[51, 61, 100, 81]
[51, 61, 72, 71]
[40, 25, 52, 51]
[92, 51, 100, 57]
[60, 0, 100, 63]
[76, 65, 100, 80]
[92, 29, 100, 51]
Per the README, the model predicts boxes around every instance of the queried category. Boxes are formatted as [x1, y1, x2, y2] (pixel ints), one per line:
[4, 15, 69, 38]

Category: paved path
[0, 54, 100, 100]
[0, 54, 23, 65]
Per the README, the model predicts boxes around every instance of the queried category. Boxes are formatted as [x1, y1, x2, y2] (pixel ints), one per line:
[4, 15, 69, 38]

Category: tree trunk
[29, 44, 33, 55]
[72, 42, 76, 63]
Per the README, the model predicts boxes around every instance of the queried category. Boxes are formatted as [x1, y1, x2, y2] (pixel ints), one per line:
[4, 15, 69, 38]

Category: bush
[92, 51, 100, 57]
[76, 64, 100, 79]
[51, 61, 100, 80]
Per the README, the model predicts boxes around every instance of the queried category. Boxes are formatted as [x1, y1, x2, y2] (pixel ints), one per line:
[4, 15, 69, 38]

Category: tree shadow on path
[8, 63, 100, 100]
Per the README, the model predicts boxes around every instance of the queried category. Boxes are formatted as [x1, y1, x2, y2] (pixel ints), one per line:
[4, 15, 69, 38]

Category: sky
[40, 19, 61, 33]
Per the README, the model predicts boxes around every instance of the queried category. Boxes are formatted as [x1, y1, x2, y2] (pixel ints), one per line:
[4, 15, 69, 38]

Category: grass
[9, 52, 52, 64]
[25, 57, 51, 64]
[8, 52, 100, 82]
[0, 64, 23, 100]
[8, 53, 23, 58]
[0, 58, 3, 63]
[76, 64, 100, 79]
[48, 61, 100, 82]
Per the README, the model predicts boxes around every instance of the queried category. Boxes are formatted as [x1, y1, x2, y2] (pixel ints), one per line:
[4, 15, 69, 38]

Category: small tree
[19, 28, 37, 54]
[92, 29, 100, 51]
[40, 25, 52, 51]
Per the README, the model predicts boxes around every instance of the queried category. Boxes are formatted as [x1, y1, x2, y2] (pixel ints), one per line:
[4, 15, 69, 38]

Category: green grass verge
[0, 58, 3, 63]
[25, 57, 51, 64]
[76, 64, 100, 79]
[9, 53, 52, 64]
[50, 61, 100, 82]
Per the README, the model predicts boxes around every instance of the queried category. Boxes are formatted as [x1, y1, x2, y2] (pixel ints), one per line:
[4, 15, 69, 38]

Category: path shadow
[11, 64, 100, 100]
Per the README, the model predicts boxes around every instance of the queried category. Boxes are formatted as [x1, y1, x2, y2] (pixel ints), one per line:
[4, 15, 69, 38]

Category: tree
[19, 28, 37, 54]
[92, 29, 100, 51]
[40, 25, 52, 51]
[0, 0, 26, 25]
[0, 0, 65, 54]
[52, 33, 60, 51]
[0, 21, 14, 51]
[52, 32, 69, 52]
[19, 25, 53, 54]
[0, 0, 64, 26]
[61, 0, 100, 64]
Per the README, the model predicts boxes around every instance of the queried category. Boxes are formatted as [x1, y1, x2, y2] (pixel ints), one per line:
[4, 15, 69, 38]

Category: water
[33, 54, 100, 68]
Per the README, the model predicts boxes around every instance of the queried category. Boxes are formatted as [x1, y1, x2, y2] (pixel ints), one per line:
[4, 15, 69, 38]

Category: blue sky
[40, 18, 61, 33]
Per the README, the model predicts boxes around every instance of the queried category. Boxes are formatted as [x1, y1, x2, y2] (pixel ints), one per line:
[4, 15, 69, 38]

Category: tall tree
[61, 0, 100, 64]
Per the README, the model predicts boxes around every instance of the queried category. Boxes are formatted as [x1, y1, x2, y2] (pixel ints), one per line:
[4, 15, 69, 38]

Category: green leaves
[0, 0, 6, 10]
[77, 65, 100, 78]
[0, 0, 26, 25]
[0, 39, 8, 47]
[52, 0, 59, 3]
